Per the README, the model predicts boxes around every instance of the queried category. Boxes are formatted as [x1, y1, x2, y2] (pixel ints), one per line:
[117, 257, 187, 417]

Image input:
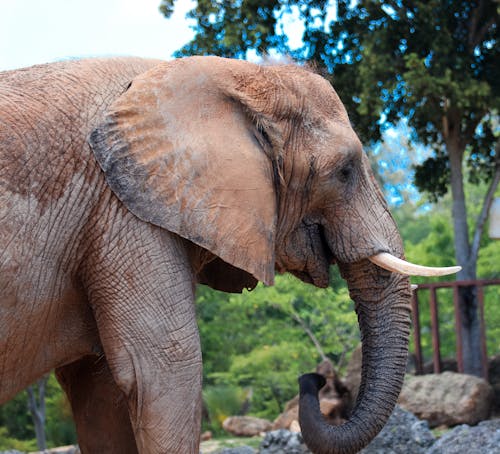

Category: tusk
[369, 252, 462, 277]
[411, 284, 418, 291]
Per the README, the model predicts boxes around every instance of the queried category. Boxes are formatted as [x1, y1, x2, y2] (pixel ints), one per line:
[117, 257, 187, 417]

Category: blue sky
[0, 0, 196, 71]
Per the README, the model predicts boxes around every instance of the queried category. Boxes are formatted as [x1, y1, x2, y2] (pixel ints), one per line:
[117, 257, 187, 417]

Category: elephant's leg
[56, 355, 138, 454]
[84, 227, 203, 454]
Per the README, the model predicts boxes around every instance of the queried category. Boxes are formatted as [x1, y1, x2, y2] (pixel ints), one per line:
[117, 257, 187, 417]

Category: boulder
[201, 430, 213, 441]
[272, 396, 299, 430]
[398, 372, 494, 427]
[218, 447, 255, 454]
[0, 448, 80, 454]
[289, 420, 301, 433]
[222, 415, 272, 437]
[361, 405, 435, 453]
[427, 419, 500, 454]
[259, 429, 310, 454]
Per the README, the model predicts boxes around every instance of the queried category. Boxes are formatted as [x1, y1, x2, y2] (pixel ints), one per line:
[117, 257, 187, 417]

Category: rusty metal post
[411, 290, 423, 375]
[453, 284, 464, 373]
[429, 287, 441, 373]
[477, 285, 489, 381]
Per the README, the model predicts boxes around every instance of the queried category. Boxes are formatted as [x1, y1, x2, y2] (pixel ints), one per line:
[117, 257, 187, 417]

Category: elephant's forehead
[305, 119, 362, 158]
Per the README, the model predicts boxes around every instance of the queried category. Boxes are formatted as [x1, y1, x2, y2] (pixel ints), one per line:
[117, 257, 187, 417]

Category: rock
[360, 405, 435, 453]
[259, 430, 310, 454]
[289, 420, 301, 433]
[398, 372, 494, 427]
[316, 359, 352, 424]
[1, 447, 80, 454]
[319, 397, 344, 417]
[201, 430, 213, 441]
[223, 416, 272, 437]
[218, 447, 256, 454]
[272, 396, 299, 430]
[427, 419, 500, 454]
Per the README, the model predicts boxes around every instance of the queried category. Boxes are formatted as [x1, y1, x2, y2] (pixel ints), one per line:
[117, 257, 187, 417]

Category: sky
[0, 0, 197, 71]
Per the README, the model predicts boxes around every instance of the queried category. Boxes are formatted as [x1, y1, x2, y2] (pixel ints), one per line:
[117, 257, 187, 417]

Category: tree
[26, 376, 48, 451]
[161, 0, 500, 376]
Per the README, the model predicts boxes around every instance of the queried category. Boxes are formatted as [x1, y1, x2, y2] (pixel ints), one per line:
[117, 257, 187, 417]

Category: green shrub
[202, 385, 248, 435]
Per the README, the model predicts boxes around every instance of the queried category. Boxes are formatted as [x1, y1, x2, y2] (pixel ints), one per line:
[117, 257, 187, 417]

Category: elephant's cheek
[279, 233, 330, 288]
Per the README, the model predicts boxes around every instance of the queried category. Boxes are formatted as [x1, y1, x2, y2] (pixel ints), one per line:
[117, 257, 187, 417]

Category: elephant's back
[0, 57, 161, 207]
[0, 57, 163, 282]
[0, 57, 162, 146]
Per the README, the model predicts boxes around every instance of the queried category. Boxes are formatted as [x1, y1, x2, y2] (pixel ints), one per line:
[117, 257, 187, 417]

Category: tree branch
[470, 140, 500, 265]
[468, 0, 497, 52]
[290, 309, 328, 362]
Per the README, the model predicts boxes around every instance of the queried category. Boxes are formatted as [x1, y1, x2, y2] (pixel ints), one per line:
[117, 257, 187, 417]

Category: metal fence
[411, 279, 500, 381]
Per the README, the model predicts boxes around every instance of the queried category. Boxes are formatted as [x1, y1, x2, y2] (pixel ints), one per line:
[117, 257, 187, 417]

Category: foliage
[0, 391, 34, 442]
[0, 427, 37, 452]
[160, 0, 287, 59]
[197, 272, 359, 419]
[202, 385, 249, 434]
[0, 374, 76, 450]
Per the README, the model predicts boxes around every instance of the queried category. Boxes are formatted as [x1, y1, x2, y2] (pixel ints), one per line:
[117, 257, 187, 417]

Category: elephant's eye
[253, 124, 273, 153]
[338, 161, 354, 183]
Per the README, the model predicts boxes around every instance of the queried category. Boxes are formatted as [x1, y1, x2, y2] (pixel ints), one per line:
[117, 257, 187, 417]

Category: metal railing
[411, 279, 500, 381]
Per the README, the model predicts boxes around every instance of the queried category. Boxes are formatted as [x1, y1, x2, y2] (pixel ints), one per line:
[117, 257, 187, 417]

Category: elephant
[0, 56, 459, 454]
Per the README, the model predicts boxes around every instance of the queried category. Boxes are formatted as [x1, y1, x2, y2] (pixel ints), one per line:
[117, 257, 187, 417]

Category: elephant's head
[89, 56, 459, 453]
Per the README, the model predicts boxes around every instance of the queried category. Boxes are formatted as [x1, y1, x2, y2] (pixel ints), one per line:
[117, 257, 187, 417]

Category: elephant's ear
[89, 57, 281, 285]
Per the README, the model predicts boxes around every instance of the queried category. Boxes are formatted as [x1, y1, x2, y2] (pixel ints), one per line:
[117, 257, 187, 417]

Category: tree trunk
[26, 375, 49, 451]
[447, 139, 482, 376]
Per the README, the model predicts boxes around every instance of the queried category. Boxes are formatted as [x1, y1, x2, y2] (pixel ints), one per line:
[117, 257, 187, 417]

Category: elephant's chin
[291, 264, 330, 288]
[290, 253, 335, 288]
[279, 221, 334, 288]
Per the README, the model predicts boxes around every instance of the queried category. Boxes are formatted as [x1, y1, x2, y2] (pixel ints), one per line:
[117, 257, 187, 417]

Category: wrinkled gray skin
[0, 57, 411, 454]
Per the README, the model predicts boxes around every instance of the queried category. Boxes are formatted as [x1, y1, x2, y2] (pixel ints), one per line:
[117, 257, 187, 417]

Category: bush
[203, 385, 248, 435]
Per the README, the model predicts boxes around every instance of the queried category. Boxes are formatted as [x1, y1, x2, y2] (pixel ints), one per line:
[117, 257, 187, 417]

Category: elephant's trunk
[298, 261, 411, 454]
